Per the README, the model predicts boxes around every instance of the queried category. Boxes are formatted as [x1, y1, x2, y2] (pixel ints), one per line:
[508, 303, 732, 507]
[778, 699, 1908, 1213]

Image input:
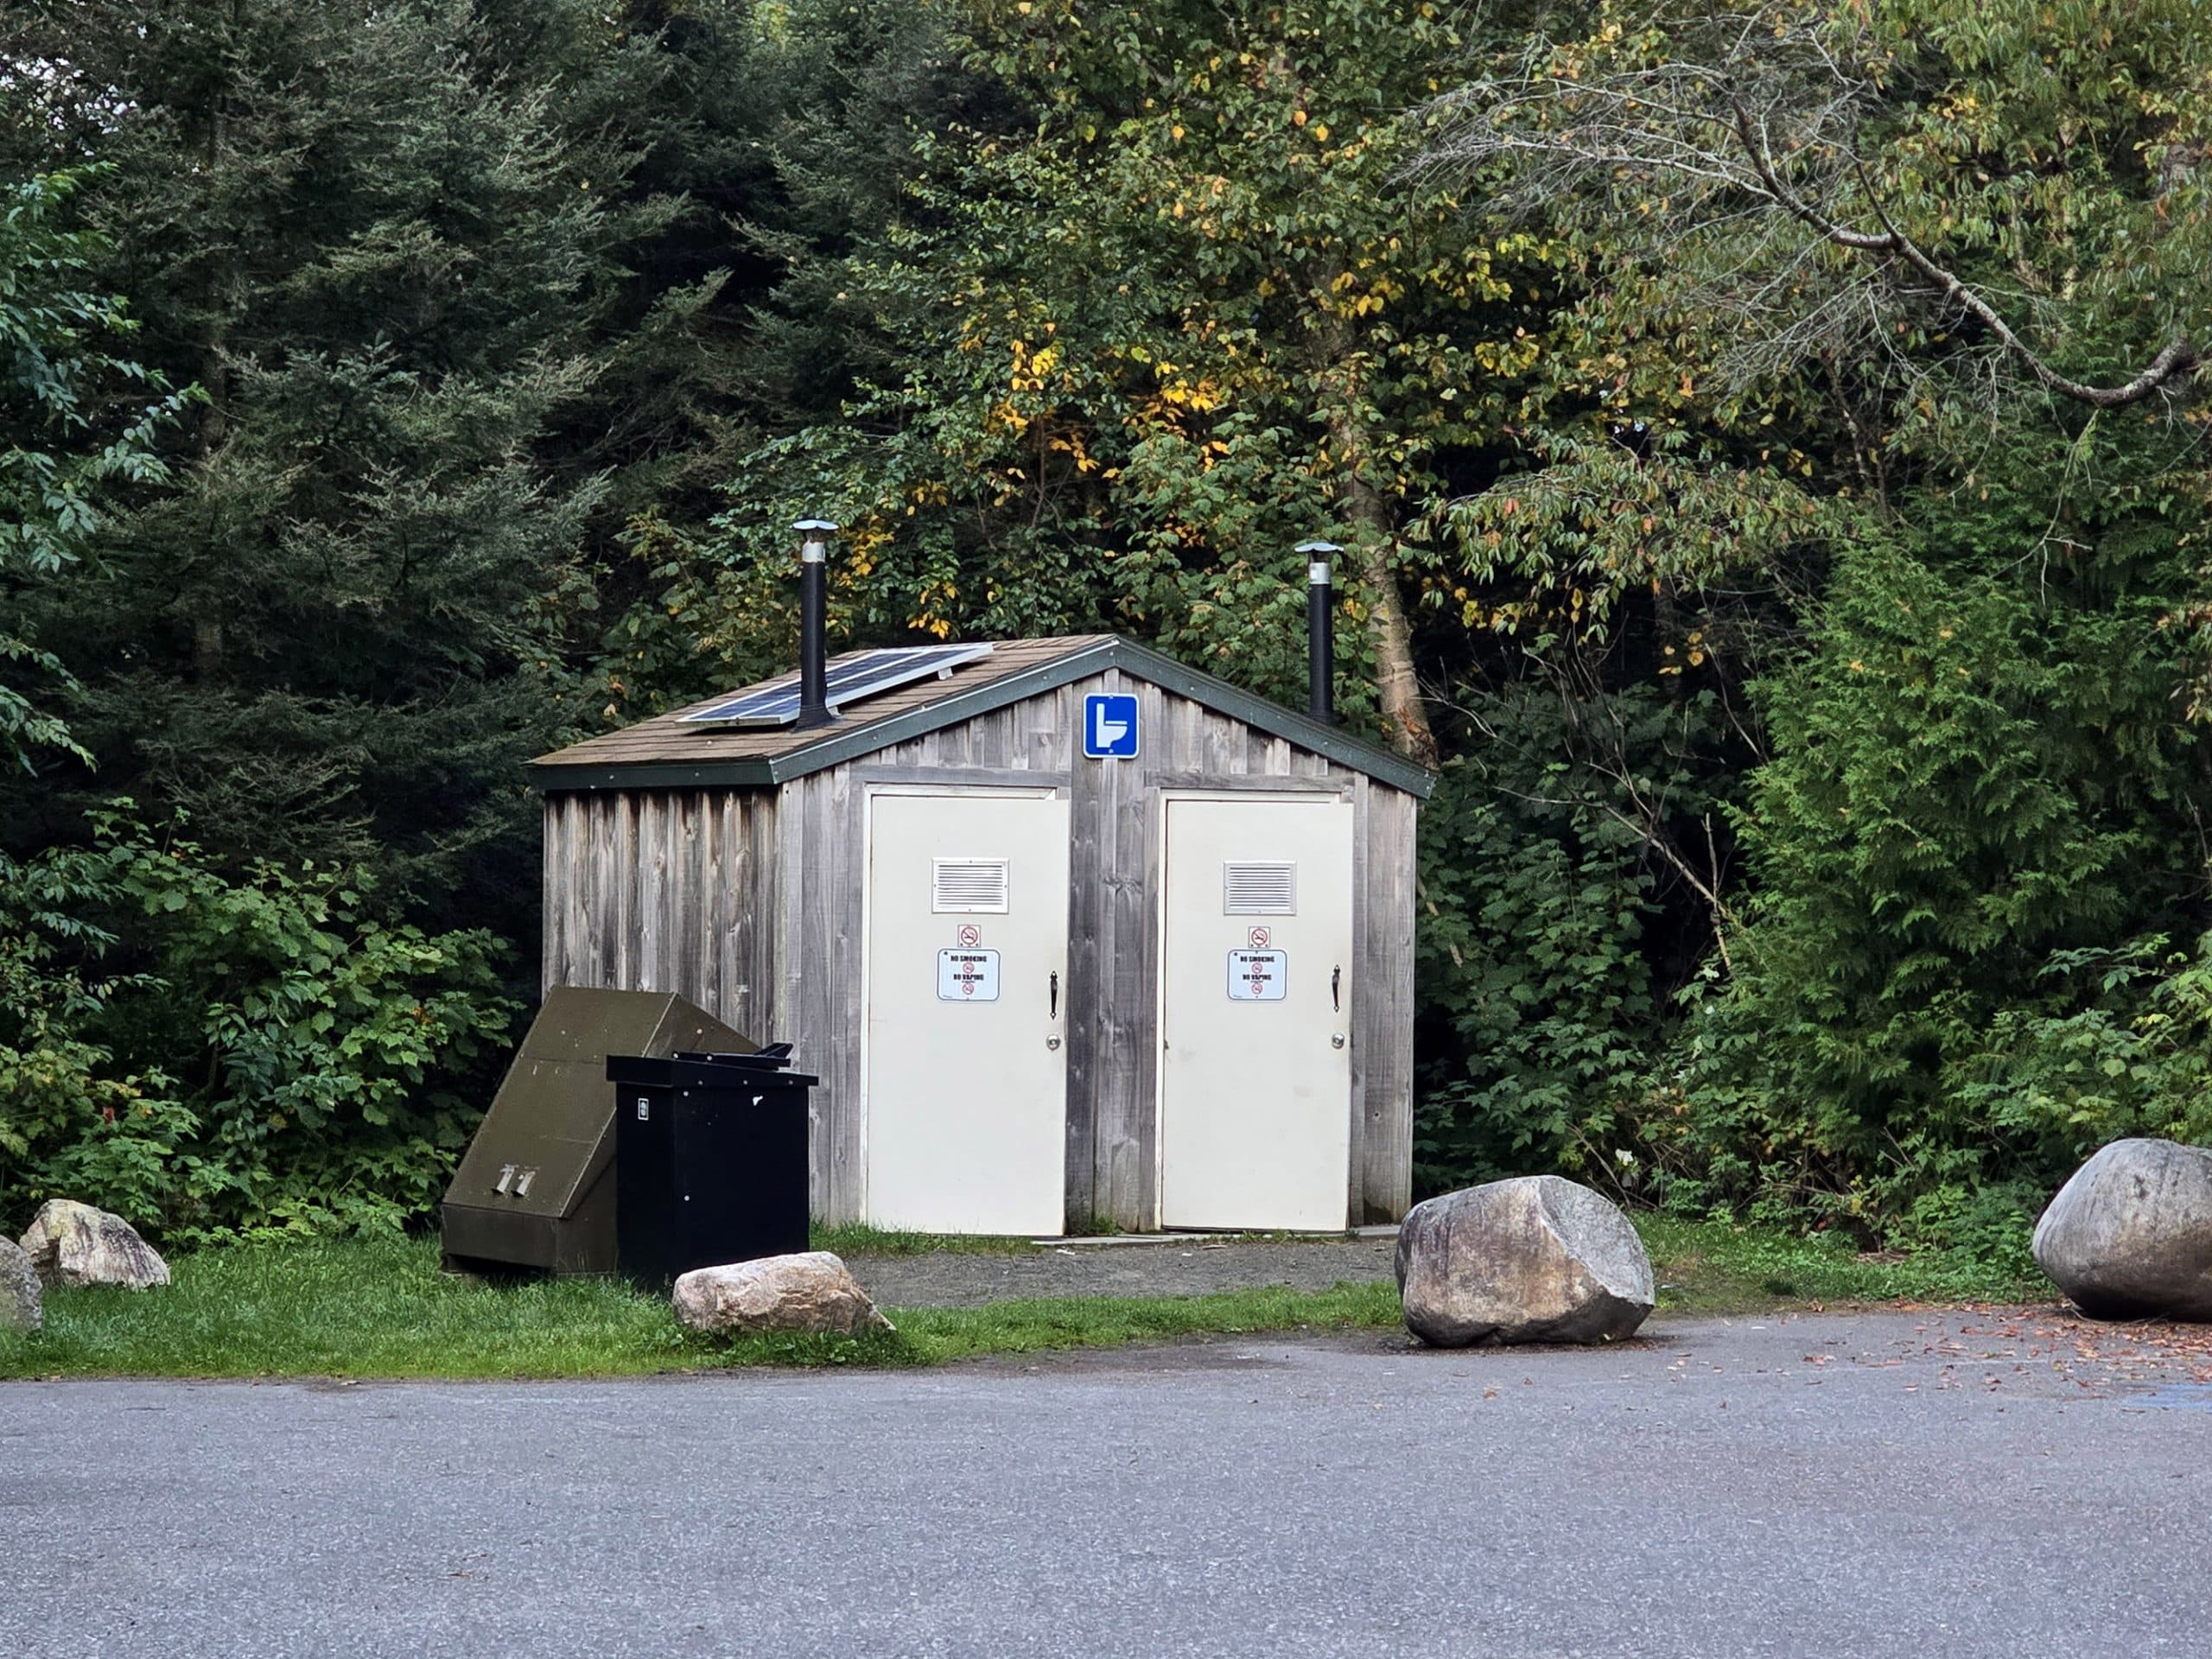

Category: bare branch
[1421, 2, 2199, 410]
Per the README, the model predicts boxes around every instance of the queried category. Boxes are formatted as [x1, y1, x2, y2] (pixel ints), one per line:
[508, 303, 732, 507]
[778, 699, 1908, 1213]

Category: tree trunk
[1332, 436, 1438, 767]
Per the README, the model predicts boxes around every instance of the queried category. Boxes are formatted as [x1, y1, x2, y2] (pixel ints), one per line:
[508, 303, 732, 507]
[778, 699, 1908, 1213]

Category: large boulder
[2033, 1138, 2212, 1321]
[672, 1251, 893, 1338]
[1396, 1175, 1655, 1346]
[0, 1236, 40, 1332]
[18, 1200, 170, 1292]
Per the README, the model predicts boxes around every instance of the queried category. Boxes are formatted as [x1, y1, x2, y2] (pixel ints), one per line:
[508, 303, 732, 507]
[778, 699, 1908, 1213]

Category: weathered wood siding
[539, 671, 1420, 1230]
[1354, 779, 1418, 1223]
[542, 787, 781, 1041]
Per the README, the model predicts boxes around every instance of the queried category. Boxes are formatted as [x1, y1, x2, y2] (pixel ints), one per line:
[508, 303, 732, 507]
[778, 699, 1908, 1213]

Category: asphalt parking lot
[6, 1306, 2209, 1659]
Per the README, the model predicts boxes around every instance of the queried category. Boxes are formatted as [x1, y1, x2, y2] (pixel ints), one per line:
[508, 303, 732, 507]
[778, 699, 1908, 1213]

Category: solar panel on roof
[680, 642, 995, 727]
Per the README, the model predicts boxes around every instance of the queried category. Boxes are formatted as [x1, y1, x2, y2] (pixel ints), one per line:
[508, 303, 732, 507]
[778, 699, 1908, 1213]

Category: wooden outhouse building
[530, 632, 1432, 1236]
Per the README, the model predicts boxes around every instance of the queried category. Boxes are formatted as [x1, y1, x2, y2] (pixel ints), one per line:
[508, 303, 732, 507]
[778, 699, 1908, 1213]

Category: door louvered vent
[1223, 861, 1296, 915]
[931, 857, 1010, 913]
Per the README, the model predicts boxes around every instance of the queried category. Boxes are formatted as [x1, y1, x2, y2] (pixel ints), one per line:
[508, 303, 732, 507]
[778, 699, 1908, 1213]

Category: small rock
[19, 1200, 170, 1291]
[1395, 1175, 1654, 1346]
[2033, 1138, 2212, 1321]
[0, 1236, 40, 1332]
[672, 1251, 893, 1338]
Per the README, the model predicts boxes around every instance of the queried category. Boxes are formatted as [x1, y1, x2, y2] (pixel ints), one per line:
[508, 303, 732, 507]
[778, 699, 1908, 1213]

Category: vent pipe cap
[793, 518, 838, 563]
[1295, 539, 1339, 584]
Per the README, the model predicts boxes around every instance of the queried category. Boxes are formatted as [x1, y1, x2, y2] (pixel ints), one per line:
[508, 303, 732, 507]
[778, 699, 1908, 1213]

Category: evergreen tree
[0, 169, 186, 774]
[0, 0, 772, 951]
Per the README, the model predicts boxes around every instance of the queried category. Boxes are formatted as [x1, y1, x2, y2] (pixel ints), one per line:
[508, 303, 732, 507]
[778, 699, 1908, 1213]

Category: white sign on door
[938, 948, 1001, 1001]
[1225, 949, 1287, 1001]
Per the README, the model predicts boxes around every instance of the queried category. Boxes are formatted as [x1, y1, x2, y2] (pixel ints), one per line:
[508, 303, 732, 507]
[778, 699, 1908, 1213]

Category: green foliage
[1634, 1212, 2040, 1309]
[628, 0, 1541, 746]
[1600, 481, 2204, 1249]
[0, 0, 781, 939]
[1420, 0, 2212, 1256]
[0, 805, 516, 1241]
[0, 169, 191, 773]
[1415, 687, 1674, 1184]
[1, 0, 2206, 1265]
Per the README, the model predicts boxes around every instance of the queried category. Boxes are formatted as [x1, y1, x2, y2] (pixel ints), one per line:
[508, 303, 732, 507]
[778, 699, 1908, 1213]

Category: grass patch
[0, 1217, 2046, 1381]
[892, 1281, 1402, 1363]
[1636, 1215, 2041, 1311]
[0, 1234, 1393, 1381]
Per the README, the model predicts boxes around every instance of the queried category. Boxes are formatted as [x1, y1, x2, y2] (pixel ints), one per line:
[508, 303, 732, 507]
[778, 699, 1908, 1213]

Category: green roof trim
[530, 638, 1434, 798]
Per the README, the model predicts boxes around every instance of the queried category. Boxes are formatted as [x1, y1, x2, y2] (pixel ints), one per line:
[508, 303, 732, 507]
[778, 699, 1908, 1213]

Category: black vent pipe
[1297, 539, 1339, 726]
[793, 518, 838, 729]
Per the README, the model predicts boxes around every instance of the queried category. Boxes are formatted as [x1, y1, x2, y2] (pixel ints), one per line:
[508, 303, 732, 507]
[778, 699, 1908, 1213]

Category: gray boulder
[2033, 1138, 2212, 1321]
[672, 1251, 893, 1338]
[1395, 1175, 1655, 1346]
[0, 1236, 40, 1332]
[19, 1200, 170, 1291]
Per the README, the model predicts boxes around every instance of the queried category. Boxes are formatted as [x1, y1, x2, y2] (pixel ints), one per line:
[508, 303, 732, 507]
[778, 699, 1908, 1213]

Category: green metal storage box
[441, 986, 753, 1274]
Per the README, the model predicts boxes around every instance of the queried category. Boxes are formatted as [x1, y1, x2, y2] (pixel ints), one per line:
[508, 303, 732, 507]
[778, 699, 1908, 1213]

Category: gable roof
[531, 634, 1434, 798]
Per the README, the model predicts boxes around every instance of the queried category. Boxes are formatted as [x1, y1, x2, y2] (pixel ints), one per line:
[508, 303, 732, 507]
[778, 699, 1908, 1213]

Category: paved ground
[8, 1306, 2212, 1658]
[847, 1234, 1398, 1306]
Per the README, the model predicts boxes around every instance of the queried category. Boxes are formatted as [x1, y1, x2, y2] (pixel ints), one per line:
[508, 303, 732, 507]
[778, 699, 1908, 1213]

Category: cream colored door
[1160, 796, 1354, 1230]
[864, 790, 1069, 1235]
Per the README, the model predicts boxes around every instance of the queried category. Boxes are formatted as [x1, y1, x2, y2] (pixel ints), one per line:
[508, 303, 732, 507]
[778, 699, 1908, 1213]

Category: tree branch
[1423, 5, 2202, 412]
[1724, 96, 2199, 408]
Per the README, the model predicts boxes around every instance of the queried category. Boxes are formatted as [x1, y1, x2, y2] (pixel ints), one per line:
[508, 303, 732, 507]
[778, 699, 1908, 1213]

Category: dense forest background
[3, 0, 2206, 1260]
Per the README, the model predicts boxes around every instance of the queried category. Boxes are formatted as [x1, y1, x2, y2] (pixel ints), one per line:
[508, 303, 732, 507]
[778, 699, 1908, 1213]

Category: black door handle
[1332, 965, 1342, 1014]
[1049, 969, 1059, 1019]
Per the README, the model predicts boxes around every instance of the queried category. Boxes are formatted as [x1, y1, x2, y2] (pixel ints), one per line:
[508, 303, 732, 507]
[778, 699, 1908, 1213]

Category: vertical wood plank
[1203, 711, 1248, 778]
[1168, 696, 1205, 773]
[540, 798, 564, 995]
[593, 793, 621, 988]
[612, 793, 638, 989]
[1346, 774, 1371, 1227]
[1025, 685, 1065, 769]
[701, 791, 726, 1025]
[789, 767, 865, 1225]
[775, 773, 812, 1209]
[679, 791, 709, 1012]
[713, 792, 741, 1035]
[565, 795, 593, 989]
[825, 764, 863, 1222]
[1119, 765, 1160, 1229]
[1063, 689, 1107, 1228]
[574, 796, 596, 986]
[643, 792, 671, 992]
[1359, 785, 1418, 1222]
[972, 709, 1012, 768]
[748, 790, 781, 1043]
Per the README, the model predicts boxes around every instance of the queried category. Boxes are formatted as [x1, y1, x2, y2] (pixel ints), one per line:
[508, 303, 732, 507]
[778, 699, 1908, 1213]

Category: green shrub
[1584, 509, 2208, 1249]
[0, 804, 516, 1241]
[1414, 681, 1729, 1191]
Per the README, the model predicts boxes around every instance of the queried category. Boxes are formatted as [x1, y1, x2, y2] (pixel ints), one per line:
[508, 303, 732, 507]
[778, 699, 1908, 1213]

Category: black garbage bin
[606, 1046, 816, 1283]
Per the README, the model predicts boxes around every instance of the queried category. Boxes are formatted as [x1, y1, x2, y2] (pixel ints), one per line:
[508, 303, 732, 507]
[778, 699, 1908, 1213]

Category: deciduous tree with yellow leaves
[677, 0, 1551, 764]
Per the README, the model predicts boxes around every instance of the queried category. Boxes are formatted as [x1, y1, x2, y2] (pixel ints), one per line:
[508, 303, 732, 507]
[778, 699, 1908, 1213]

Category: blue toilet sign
[1083, 693, 1140, 759]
